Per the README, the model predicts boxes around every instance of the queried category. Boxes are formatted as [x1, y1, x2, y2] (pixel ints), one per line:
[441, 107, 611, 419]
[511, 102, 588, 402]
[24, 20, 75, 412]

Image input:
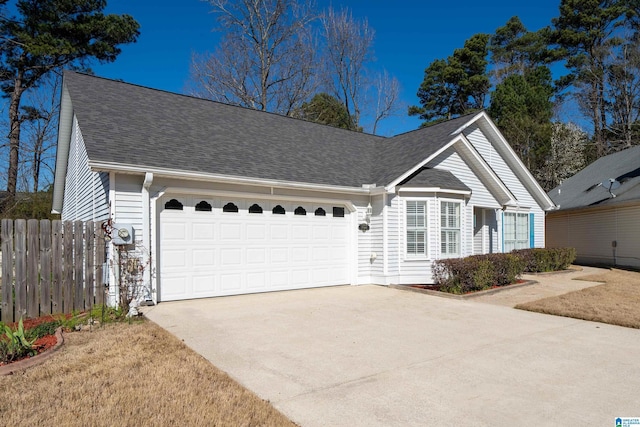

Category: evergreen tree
[409, 33, 490, 126]
[0, 0, 140, 208]
[295, 93, 360, 131]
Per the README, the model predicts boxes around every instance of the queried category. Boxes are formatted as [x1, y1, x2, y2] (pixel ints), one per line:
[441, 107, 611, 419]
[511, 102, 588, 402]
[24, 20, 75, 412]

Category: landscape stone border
[390, 279, 539, 300]
[0, 327, 64, 376]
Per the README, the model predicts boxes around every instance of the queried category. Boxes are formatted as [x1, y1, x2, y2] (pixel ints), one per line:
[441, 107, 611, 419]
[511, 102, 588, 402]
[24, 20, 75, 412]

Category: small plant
[24, 320, 62, 342]
[0, 318, 37, 364]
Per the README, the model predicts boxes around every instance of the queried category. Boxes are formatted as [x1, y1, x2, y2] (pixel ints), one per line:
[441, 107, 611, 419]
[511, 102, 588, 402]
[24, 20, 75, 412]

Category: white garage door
[159, 195, 352, 301]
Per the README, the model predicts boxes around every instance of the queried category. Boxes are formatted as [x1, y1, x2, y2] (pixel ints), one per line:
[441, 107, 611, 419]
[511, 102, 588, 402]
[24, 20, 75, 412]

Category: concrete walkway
[145, 278, 640, 427]
[472, 265, 608, 307]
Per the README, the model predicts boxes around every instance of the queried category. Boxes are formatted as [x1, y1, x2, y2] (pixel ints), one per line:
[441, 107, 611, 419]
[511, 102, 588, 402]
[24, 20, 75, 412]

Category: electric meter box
[111, 224, 134, 245]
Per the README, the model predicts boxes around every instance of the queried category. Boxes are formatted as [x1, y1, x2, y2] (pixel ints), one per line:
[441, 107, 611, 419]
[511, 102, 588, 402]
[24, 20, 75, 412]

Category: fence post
[14, 219, 26, 320]
[95, 222, 105, 306]
[74, 221, 84, 311]
[85, 221, 94, 312]
[40, 220, 52, 315]
[52, 221, 63, 314]
[63, 221, 73, 313]
[1, 219, 14, 323]
[27, 219, 39, 318]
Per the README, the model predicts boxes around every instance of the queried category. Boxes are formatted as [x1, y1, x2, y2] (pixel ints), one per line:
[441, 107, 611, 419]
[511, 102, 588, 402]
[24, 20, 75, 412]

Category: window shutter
[501, 212, 504, 253]
[529, 213, 535, 248]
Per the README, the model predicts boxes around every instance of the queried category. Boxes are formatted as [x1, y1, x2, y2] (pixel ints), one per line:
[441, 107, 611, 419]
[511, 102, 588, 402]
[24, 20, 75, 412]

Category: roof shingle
[63, 71, 477, 188]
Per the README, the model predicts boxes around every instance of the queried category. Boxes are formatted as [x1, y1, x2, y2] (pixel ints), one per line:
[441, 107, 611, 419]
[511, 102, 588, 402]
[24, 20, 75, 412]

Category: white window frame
[504, 212, 529, 251]
[440, 200, 461, 258]
[405, 199, 428, 258]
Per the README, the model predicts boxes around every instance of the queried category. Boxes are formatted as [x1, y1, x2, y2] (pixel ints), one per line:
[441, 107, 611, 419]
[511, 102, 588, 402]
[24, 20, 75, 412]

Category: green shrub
[512, 248, 576, 272]
[433, 253, 526, 294]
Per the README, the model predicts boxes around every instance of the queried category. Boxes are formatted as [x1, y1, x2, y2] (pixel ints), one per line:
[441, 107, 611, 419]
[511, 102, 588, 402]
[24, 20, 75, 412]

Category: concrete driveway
[145, 284, 640, 426]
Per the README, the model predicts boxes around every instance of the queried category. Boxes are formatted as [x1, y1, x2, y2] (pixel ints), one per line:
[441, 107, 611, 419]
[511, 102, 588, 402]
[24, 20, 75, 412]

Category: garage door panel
[246, 272, 266, 289]
[270, 247, 289, 264]
[221, 223, 242, 240]
[291, 247, 309, 262]
[221, 248, 242, 266]
[192, 275, 216, 295]
[192, 249, 214, 267]
[291, 269, 310, 285]
[162, 249, 187, 269]
[162, 276, 189, 299]
[192, 222, 214, 240]
[247, 224, 267, 240]
[162, 222, 188, 241]
[160, 195, 351, 301]
[246, 248, 267, 265]
[221, 273, 242, 291]
[271, 270, 289, 287]
[270, 224, 289, 239]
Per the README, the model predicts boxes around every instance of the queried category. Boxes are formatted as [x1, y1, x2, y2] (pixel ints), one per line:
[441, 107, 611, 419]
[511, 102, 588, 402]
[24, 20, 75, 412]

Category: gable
[426, 147, 501, 209]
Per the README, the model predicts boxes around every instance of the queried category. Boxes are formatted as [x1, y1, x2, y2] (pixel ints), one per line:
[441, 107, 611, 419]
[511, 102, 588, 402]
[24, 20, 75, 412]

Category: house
[546, 146, 640, 268]
[52, 71, 555, 303]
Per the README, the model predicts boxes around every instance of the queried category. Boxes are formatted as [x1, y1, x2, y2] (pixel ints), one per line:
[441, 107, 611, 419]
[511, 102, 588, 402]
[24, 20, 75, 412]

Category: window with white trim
[440, 201, 461, 257]
[406, 200, 427, 256]
[504, 212, 529, 251]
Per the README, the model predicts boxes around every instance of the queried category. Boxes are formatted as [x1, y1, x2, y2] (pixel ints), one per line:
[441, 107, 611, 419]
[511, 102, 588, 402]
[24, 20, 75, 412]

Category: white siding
[464, 124, 546, 248]
[547, 205, 640, 268]
[427, 147, 500, 210]
[61, 117, 109, 221]
[114, 174, 144, 243]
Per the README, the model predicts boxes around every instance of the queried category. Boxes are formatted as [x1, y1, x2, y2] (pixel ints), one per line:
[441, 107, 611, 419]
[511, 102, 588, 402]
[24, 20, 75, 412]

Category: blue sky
[95, 0, 564, 136]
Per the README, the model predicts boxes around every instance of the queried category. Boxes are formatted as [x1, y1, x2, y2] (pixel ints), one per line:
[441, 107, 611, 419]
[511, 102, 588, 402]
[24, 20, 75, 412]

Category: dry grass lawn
[0, 320, 296, 426]
[517, 268, 640, 328]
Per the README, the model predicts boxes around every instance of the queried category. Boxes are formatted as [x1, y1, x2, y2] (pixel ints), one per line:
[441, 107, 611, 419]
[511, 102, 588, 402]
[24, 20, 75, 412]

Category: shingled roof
[61, 71, 476, 189]
[549, 145, 640, 210]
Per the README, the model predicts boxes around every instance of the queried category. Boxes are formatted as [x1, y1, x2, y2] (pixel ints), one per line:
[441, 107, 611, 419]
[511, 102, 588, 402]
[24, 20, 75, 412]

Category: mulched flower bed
[1, 313, 72, 367]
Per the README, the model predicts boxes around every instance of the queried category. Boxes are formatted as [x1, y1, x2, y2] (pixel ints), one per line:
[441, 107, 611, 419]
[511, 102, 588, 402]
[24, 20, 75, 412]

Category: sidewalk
[471, 265, 608, 307]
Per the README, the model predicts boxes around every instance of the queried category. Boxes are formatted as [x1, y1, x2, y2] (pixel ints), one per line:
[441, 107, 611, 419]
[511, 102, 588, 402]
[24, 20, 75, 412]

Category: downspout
[142, 172, 154, 304]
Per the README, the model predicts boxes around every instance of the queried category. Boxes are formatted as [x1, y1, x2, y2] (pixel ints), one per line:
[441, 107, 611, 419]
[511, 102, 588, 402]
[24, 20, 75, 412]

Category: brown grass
[0, 320, 296, 426]
[516, 269, 640, 328]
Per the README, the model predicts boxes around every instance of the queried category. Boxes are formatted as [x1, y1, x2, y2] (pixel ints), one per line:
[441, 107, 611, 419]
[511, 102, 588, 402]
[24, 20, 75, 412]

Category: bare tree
[320, 6, 374, 128]
[370, 70, 401, 135]
[190, 0, 318, 115]
[542, 122, 587, 190]
[606, 38, 640, 152]
[20, 73, 60, 192]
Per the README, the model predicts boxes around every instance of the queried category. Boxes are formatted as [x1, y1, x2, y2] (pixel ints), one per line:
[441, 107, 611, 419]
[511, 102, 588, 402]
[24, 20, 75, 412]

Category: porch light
[365, 203, 372, 223]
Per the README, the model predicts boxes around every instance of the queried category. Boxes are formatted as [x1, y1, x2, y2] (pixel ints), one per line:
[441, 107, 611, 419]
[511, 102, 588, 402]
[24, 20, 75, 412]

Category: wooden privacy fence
[1, 219, 106, 323]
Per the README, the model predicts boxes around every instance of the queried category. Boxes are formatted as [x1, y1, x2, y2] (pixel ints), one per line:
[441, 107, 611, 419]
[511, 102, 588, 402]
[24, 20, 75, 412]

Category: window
[332, 207, 345, 217]
[272, 205, 285, 215]
[249, 203, 263, 214]
[294, 206, 306, 216]
[222, 202, 238, 213]
[504, 212, 529, 251]
[165, 199, 183, 210]
[195, 201, 212, 212]
[406, 201, 427, 256]
[440, 201, 461, 257]
[314, 207, 326, 216]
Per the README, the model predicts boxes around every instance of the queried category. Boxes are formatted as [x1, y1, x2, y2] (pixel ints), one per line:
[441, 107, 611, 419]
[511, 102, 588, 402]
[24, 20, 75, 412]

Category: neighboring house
[547, 146, 640, 268]
[52, 71, 555, 303]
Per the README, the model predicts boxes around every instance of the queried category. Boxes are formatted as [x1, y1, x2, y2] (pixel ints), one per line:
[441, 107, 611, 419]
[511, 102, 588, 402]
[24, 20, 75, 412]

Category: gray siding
[547, 205, 640, 268]
[61, 117, 109, 221]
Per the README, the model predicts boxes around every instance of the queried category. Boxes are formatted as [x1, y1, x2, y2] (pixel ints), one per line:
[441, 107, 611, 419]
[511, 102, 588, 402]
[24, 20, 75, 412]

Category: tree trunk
[7, 71, 25, 202]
